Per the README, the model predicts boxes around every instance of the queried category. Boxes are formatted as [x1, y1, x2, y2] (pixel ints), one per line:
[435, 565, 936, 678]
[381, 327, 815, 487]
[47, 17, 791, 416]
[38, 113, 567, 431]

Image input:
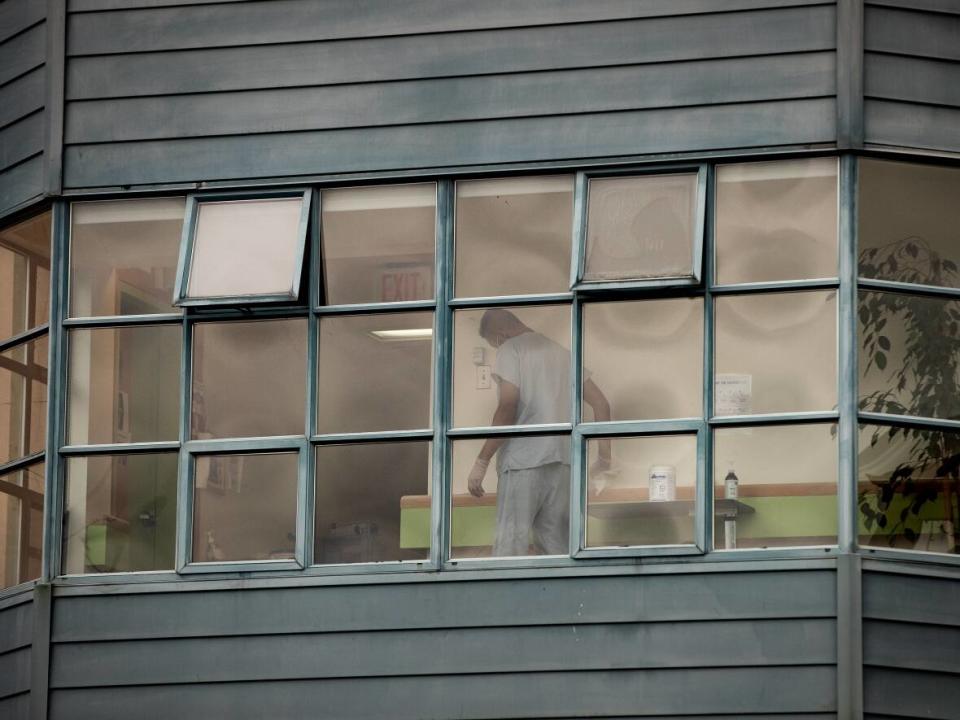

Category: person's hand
[590, 456, 612, 476]
[468, 457, 489, 497]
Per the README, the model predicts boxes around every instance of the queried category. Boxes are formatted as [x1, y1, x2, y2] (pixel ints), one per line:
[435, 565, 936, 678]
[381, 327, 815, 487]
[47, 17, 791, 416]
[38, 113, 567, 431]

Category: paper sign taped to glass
[715, 373, 752, 415]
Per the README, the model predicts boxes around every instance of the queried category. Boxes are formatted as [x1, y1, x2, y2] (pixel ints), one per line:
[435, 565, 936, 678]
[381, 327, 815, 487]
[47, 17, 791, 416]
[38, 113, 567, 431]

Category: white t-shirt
[493, 331, 571, 472]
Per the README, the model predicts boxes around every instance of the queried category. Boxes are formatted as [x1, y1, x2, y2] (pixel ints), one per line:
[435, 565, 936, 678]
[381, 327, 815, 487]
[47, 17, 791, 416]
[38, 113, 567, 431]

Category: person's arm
[583, 378, 612, 469]
[467, 380, 519, 497]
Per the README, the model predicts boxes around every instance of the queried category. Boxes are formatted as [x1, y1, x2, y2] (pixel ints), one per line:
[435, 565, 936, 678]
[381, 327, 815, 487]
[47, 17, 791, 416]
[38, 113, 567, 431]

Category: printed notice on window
[716, 373, 752, 415]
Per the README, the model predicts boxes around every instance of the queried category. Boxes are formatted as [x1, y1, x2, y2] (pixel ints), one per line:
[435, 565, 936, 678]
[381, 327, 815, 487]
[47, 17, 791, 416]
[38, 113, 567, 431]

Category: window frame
[173, 188, 312, 308]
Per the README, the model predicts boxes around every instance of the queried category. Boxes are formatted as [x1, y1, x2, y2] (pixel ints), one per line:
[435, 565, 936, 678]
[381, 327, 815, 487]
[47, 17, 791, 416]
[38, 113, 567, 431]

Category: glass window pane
[455, 176, 573, 298]
[70, 199, 184, 317]
[714, 291, 837, 415]
[192, 452, 298, 563]
[0, 462, 44, 589]
[1, 336, 47, 465]
[859, 159, 960, 289]
[68, 325, 180, 445]
[714, 424, 837, 549]
[859, 291, 960, 421]
[585, 435, 696, 548]
[716, 158, 838, 284]
[0, 211, 50, 339]
[858, 424, 959, 554]
[584, 173, 698, 282]
[453, 304, 570, 429]
[583, 298, 702, 421]
[315, 441, 431, 564]
[450, 436, 570, 558]
[317, 312, 433, 434]
[321, 184, 436, 305]
[62, 454, 176, 574]
[186, 197, 305, 300]
[192, 319, 306, 439]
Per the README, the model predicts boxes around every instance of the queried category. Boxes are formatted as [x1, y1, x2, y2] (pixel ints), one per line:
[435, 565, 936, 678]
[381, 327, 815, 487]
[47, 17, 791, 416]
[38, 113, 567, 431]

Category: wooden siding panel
[66, 6, 836, 99]
[864, 667, 960, 719]
[67, 0, 833, 55]
[0, 113, 44, 173]
[49, 666, 837, 719]
[866, 0, 960, 16]
[0, 67, 45, 130]
[0, 600, 34, 655]
[0, 156, 44, 218]
[62, 98, 835, 188]
[0, 23, 45, 86]
[53, 570, 836, 642]
[865, 53, 960, 108]
[51, 617, 836, 688]
[863, 570, 960, 627]
[0, 0, 45, 44]
[0, 692, 29, 720]
[0, 647, 31, 700]
[864, 6, 960, 61]
[865, 99, 960, 152]
[864, 619, 960, 675]
[65, 52, 835, 143]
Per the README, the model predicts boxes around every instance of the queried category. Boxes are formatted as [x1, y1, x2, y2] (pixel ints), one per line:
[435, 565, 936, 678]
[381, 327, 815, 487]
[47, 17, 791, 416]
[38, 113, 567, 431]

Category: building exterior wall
[0, 589, 36, 718]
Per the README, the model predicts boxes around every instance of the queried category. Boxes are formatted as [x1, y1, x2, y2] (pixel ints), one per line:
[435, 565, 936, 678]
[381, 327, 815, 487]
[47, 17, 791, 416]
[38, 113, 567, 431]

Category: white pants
[494, 462, 569, 556]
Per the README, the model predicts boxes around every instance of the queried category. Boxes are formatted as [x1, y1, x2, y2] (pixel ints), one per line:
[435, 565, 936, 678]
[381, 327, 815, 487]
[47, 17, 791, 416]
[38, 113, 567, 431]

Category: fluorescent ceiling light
[370, 328, 433, 341]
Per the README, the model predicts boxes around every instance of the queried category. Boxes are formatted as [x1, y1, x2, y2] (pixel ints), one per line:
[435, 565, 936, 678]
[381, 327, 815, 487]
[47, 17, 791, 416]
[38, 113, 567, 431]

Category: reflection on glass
[714, 424, 837, 549]
[68, 326, 180, 445]
[1, 336, 47, 465]
[859, 159, 960, 289]
[192, 452, 298, 563]
[186, 197, 305, 300]
[0, 462, 44, 589]
[192, 319, 306, 439]
[0, 211, 50, 340]
[584, 173, 698, 282]
[62, 455, 175, 574]
[716, 158, 838, 284]
[453, 304, 571, 429]
[455, 176, 573, 298]
[450, 437, 570, 558]
[317, 313, 433, 434]
[714, 291, 836, 415]
[322, 184, 436, 305]
[315, 441, 431, 564]
[70, 199, 184, 317]
[858, 424, 959, 554]
[585, 435, 695, 548]
[859, 291, 960, 421]
[583, 299, 702, 421]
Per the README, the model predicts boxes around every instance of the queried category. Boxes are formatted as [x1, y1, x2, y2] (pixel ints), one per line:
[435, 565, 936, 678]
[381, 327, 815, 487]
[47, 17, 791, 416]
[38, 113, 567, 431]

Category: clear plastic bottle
[723, 462, 739, 550]
[724, 463, 739, 500]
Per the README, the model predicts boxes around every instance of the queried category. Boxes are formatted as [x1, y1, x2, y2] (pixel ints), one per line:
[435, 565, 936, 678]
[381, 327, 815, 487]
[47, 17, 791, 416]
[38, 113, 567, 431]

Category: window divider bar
[701, 163, 717, 553]
[174, 314, 193, 575]
[857, 412, 960, 432]
[62, 314, 182, 328]
[570, 172, 588, 289]
[857, 277, 960, 300]
[569, 294, 584, 557]
[303, 190, 321, 568]
[709, 412, 840, 427]
[575, 419, 702, 439]
[0, 324, 49, 354]
[184, 436, 306, 454]
[448, 423, 572, 439]
[60, 442, 180, 456]
[185, 306, 310, 322]
[0, 452, 45, 478]
[710, 279, 841, 295]
[449, 294, 573, 309]
[314, 300, 436, 316]
[311, 430, 434, 445]
[838, 154, 859, 555]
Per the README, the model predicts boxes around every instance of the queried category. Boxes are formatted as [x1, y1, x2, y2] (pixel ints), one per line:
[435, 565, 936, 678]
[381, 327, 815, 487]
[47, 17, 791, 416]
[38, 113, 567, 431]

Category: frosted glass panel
[1, 211, 50, 337]
[62, 454, 176, 574]
[714, 291, 836, 415]
[582, 298, 702, 421]
[192, 319, 307, 439]
[315, 441, 431, 564]
[716, 158, 838, 284]
[317, 312, 433, 434]
[186, 197, 304, 299]
[453, 304, 570, 429]
[450, 437, 570, 559]
[584, 173, 698, 282]
[585, 434, 696, 548]
[714, 424, 837, 550]
[192, 452, 298, 563]
[455, 176, 573, 297]
[321, 184, 435, 305]
[67, 326, 180, 445]
[860, 159, 960, 289]
[70, 199, 183, 317]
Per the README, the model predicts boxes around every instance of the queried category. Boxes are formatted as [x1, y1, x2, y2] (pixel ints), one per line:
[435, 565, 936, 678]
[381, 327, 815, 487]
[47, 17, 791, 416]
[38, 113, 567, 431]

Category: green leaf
[878, 336, 891, 351]
[875, 352, 887, 370]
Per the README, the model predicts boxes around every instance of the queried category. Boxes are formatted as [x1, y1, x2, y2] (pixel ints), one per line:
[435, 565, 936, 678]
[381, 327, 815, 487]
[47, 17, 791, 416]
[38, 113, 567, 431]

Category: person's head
[479, 308, 528, 348]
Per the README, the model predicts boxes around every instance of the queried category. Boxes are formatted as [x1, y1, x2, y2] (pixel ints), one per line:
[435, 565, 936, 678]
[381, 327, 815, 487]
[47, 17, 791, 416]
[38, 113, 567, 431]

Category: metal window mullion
[569, 294, 584, 557]
[311, 429, 434, 444]
[857, 412, 960, 432]
[448, 294, 574, 309]
[857, 277, 960, 301]
[0, 324, 50, 354]
[314, 301, 436, 316]
[710, 279, 841, 295]
[702, 164, 717, 553]
[303, 188, 321, 568]
[62, 314, 183, 328]
[60, 441, 180, 456]
[432, 179, 454, 569]
[174, 314, 193, 573]
[838, 154, 859, 555]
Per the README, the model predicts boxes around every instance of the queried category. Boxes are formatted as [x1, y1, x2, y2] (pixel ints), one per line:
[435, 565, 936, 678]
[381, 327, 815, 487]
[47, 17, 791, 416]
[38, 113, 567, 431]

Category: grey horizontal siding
[0, 647, 31, 700]
[864, 619, 960, 676]
[0, 113, 44, 173]
[0, 67, 45, 130]
[0, 599, 35, 654]
[48, 570, 836, 718]
[50, 666, 838, 720]
[69, 0, 258, 10]
[0, 0, 45, 44]
[864, 667, 960, 720]
[63, 98, 836, 188]
[0, 596, 33, 720]
[0, 22, 45, 86]
[0, 156, 44, 215]
[66, 5, 836, 99]
[0, 693, 29, 720]
[867, 0, 960, 13]
[863, 3, 960, 152]
[67, 0, 832, 55]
